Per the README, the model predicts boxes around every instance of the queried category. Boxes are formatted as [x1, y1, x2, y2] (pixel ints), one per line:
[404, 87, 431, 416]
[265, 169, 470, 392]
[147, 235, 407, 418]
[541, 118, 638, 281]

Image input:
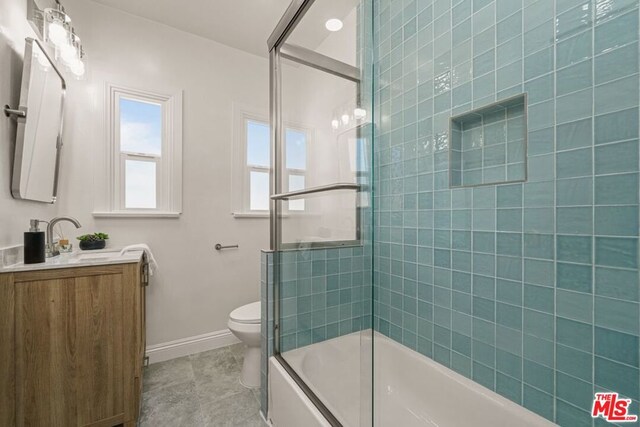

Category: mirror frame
[11, 37, 66, 203]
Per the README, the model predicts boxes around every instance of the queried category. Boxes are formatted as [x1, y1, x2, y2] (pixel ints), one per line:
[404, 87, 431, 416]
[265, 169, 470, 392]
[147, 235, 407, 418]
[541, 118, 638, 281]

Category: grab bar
[271, 183, 360, 201]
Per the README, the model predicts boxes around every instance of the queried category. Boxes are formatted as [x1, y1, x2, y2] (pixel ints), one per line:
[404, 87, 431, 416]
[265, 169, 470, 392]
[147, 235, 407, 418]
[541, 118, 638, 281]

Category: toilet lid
[230, 301, 261, 324]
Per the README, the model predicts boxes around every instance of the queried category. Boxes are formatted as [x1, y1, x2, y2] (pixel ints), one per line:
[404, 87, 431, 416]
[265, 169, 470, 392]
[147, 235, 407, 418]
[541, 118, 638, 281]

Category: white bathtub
[269, 331, 556, 427]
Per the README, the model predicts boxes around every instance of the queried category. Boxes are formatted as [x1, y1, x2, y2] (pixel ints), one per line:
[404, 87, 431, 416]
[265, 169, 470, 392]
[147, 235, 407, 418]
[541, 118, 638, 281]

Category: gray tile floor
[140, 343, 265, 427]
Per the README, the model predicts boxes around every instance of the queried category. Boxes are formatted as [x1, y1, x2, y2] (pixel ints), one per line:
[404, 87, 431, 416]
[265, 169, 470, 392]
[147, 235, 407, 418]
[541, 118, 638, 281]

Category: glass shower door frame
[268, 1, 366, 425]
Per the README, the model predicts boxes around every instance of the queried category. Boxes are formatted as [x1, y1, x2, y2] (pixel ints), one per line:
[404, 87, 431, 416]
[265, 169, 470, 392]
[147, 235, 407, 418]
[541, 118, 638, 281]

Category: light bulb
[341, 114, 350, 125]
[354, 108, 367, 120]
[70, 59, 85, 77]
[59, 43, 77, 65]
[331, 119, 340, 130]
[47, 21, 68, 47]
[325, 19, 343, 32]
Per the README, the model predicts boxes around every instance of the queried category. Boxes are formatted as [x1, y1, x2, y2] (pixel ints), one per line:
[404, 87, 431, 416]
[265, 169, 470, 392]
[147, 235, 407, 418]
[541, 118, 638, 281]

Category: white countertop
[0, 248, 144, 273]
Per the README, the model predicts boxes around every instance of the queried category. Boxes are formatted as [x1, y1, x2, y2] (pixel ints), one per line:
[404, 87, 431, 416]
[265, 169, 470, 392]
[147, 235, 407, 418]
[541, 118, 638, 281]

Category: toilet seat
[229, 301, 261, 324]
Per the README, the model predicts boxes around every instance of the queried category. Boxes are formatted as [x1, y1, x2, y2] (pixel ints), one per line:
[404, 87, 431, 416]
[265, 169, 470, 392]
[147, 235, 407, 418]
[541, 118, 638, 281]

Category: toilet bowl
[228, 301, 261, 388]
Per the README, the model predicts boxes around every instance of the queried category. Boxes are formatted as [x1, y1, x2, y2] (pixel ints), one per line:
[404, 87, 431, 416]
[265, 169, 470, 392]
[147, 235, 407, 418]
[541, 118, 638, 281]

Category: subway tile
[557, 235, 592, 264]
[556, 289, 593, 323]
[594, 9, 639, 55]
[557, 262, 593, 293]
[527, 127, 554, 156]
[523, 385, 554, 420]
[595, 42, 639, 85]
[556, 118, 592, 151]
[556, 3, 592, 39]
[523, 309, 553, 341]
[556, 60, 593, 96]
[556, 88, 593, 124]
[523, 181, 554, 207]
[595, 237, 639, 269]
[556, 207, 593, 235]
[523, 359, 554, 395]
[497, 209, 523, 232]
[595, 206, 639, 237]
[497, 233, 523, 257]
[594, 107, 639, 145]
[497, 11, 522, 44]
[496, 278, 522, 306]
[496, 372, 522, 404]
[557, 30, 592, 68]
[524, 47, 553, 81]
[556, 343, 593, 382]
[527, 154, 554, 182]
[595, 326, 640, 367]
[496, 302, 522, 331]
[523, 20, 554, 55]
[595, 173, 639, 205]
[557, 317, 593, 352]
[497, 183, 523, 207]
[524, 284, 554, 313]
[524, 258, 554, 287]
[496, 0, 522, 21]
[595, 296, 640, 335]
[594, 140, 639, 175]
[594, 267, 639, 302]
[556, 177, 593, 206]
[523, 233, 554, 259]
[595, 75, 640, 115]
[497, 36, 523, 68]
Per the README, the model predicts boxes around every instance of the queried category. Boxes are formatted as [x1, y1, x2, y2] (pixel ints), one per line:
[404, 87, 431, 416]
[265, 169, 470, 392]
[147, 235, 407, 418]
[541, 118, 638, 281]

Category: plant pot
[79, 239, 106, 250]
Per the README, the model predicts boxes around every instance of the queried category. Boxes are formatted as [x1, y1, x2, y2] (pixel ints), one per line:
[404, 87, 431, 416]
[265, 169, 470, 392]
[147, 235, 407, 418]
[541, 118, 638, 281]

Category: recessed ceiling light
[325, 18, 343, 32]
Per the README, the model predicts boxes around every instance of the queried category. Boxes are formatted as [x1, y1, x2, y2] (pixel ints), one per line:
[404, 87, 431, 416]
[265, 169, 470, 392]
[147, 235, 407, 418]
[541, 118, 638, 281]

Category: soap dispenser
[24, 219, 45, 264]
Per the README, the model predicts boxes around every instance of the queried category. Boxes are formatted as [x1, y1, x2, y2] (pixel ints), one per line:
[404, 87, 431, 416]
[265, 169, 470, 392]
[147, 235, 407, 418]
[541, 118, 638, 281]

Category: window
[233, 108, 308, 216]
[100, 84, 182, 217]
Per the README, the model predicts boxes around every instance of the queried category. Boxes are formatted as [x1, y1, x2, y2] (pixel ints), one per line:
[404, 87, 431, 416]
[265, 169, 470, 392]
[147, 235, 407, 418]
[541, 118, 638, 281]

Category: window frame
[232, 106, 310, 217]
[99, 83, 183, 217]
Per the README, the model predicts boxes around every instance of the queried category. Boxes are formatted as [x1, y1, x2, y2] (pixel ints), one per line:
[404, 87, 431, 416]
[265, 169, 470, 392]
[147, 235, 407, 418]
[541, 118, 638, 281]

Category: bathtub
[269, 331, 556, 427]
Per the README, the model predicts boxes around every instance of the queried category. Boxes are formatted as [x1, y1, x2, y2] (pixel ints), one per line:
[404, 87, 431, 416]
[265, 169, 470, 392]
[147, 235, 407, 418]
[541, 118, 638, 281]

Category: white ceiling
[90, 0, 360, 58]
[91, 0, 292, 57]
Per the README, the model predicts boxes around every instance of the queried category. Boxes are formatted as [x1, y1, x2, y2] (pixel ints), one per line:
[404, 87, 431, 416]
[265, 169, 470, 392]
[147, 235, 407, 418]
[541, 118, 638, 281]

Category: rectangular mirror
[9, 37, 65, 203]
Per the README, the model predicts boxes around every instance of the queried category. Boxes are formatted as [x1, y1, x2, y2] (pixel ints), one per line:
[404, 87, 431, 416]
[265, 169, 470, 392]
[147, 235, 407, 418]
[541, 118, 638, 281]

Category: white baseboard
[146, 329, 240, 364]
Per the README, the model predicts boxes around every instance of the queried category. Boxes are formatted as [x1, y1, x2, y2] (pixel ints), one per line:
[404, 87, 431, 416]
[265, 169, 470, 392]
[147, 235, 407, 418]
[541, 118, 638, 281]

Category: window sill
[232, 212, 271, 219]
[93, 211, 181, 219]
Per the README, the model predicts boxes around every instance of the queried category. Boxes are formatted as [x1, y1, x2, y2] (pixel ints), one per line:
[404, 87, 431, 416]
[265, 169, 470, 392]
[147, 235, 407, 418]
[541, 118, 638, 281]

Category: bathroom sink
[72, 251, 123, 261]
[0, 248, 144, 273]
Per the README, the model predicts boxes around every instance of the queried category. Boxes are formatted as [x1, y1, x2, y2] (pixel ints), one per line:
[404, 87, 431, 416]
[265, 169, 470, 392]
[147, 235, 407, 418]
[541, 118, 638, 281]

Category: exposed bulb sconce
[354, 108, 367, 120]
[31, 0, 87, 78]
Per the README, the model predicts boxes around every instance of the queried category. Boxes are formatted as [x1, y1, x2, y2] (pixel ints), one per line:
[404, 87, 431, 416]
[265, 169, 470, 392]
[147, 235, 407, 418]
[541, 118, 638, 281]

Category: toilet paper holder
[215, 243, 239, 251]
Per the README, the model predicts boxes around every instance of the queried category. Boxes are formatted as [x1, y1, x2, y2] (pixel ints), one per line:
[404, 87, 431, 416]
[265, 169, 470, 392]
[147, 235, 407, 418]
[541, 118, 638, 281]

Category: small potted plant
[77, 232, 109, 250]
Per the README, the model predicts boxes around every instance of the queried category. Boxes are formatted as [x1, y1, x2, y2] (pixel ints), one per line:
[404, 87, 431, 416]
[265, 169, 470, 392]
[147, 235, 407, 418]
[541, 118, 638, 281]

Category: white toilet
[228, 301, 261, 388]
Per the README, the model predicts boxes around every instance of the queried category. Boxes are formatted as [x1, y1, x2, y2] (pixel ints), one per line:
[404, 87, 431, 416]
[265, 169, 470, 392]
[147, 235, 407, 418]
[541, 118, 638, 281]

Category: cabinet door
[15, 273, 125, 427]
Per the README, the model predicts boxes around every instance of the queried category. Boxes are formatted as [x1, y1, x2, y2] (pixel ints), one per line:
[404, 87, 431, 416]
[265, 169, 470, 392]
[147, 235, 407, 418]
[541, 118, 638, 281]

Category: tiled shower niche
[451, 94, 527, 187]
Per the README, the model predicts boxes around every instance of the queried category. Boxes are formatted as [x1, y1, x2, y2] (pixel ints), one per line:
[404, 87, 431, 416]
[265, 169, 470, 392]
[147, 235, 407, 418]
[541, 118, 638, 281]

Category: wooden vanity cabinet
[0, 258, 147, 427]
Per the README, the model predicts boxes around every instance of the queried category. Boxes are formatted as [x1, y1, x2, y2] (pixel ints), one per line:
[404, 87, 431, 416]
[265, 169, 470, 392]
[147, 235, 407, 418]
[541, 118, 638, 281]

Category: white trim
[92, 211, 181, 219]
[103, 82, 183, 215]
[146, 328, 240, 364]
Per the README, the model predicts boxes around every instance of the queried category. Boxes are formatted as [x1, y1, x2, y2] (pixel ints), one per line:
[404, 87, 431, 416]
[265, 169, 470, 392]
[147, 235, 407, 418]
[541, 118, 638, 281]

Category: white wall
[56, 0, 270, 346]
[0, 0, 60, 247]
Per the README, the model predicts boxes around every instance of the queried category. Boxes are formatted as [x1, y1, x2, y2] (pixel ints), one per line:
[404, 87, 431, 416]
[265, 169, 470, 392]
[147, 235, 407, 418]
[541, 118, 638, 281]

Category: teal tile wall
[373, 0, 640, 424]
[278, 245, 373, 352]
[451, 94, 527, 186]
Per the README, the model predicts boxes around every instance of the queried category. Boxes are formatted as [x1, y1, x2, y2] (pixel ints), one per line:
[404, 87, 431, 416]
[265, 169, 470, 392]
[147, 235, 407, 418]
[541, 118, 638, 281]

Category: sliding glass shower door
[269, 1, 373, 425]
